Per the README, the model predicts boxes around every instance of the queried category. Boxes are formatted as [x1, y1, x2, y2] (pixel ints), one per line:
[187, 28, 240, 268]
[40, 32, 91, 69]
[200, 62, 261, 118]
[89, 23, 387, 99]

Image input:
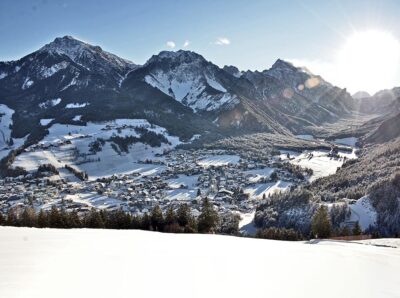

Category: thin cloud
[166, 41, 176, 49]
[215, 37, 230, 45]
[183, 40, 190, 48]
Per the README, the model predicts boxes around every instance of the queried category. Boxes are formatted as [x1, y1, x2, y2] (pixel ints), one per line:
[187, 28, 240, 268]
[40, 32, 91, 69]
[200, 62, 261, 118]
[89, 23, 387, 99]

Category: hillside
[0, 227, 399, 298]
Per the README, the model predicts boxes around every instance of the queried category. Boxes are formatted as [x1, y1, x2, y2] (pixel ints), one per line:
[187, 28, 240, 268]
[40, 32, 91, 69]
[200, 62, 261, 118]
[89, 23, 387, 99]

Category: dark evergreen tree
[164, 206, 176, 226]
[352, 221, 362, 236]
[20, 207, 37, 227]
[150, 205, 164, 231]
[141, 212, 151, 230]
[37, 209, 49, 228]
[85, 209, 105, 229]
[6, 209, 18, 226]
[341, 226, 350, 237]
[197, 197, 219, 233]
[311, 206, 332, 238]
[130, 215, 141, 229]
[67, 210, 81, 228]
[177, 204, 190, 227]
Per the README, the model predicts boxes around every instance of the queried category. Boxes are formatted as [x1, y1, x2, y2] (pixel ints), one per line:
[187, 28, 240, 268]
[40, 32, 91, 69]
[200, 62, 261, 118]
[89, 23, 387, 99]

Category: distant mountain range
[0, 36, 397, 144]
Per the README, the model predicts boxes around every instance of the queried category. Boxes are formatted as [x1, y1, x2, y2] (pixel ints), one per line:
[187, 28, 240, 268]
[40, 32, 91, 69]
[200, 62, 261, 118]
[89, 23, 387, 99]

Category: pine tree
[341, 226, 350, 237]
[85, 209, 105, 229]
[197, 197, 219, 233]
[6, 209, 18, 226]
[352, 221, 362, 236]
[311, 206, 332, 238]
[141, 212, 151, 230]
[20, 208, 37, 227]
[0, 212, 4, 225]
[131, 215, 141, 229]
[165, 206, 176, 226]
[49, 206, 63, 228]
[67, 210, 81, 228]
[37, 209, 49, 228]
[184, 215, 198, 233]
[150, 205, 164, 231]
[177, 204, 190, 227]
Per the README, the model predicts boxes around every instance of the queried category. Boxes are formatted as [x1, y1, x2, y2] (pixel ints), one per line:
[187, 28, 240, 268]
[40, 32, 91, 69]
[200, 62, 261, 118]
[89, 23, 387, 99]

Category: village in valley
[0, 131, 356, 232]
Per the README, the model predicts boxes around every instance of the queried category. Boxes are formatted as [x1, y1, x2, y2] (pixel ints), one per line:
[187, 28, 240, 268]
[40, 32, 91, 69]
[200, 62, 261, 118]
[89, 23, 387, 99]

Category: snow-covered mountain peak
[270, 59, 297, 71]
[39, 35, 135, 71]
[223, 65, 242, 78]
[145, 50, 205, 67]
[140, 50, 240, 112]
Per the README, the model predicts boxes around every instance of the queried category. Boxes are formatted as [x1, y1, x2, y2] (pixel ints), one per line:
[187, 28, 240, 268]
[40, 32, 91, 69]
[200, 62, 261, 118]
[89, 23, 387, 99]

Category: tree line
[0, 198, 238, 235]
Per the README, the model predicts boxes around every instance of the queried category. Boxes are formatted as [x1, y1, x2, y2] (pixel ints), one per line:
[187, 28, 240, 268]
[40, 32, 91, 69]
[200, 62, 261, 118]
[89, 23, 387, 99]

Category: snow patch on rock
[65, 102, 89, 109]
[38, 98, 62, 109]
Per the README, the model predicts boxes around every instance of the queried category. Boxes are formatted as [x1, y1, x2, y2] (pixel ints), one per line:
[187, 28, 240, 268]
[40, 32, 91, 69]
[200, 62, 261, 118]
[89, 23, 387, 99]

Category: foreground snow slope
[0, 227, 399, 298]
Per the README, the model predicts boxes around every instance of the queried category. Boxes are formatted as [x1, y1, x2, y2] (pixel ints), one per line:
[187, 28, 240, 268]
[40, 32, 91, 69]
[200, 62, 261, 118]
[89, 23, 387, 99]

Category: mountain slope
[237, 60, 356, 133]
[124, 50, 241, 112]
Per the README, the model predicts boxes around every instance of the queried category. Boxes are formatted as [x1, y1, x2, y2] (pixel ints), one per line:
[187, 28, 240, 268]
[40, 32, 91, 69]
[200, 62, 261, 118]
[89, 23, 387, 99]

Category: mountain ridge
[0, 35, 383, 145]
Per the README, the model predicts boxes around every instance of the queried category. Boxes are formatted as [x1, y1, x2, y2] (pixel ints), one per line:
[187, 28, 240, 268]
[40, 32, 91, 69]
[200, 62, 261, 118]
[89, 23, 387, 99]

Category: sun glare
[336, 30, 400, 94]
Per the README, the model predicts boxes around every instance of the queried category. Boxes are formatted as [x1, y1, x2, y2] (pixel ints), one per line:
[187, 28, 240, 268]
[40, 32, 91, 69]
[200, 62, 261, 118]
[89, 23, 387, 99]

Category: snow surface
[39, 61, 68, 78]
[166, 174, 199, 189]
[0, 104, 27, 159]
[0, 227, 399, 298]
[244, 180, 291, 199]
[290, 150, 344, 182]
[38, 98, 62, 109]
[21, 77, 34, 89]
[144, 69, 238, 112]
[61, 73, 79, 91]
[0, 72, 7, 80]
[238, 211, 256, 235]
[65, 102, 89, 109]
[39, 118, 54, 126]
[244, 167, 274, 183]
[72, 115, 82, 121]
[348, 196, 377, 230]
[197, 154, 240, 168]
[0, 104, 14, 148]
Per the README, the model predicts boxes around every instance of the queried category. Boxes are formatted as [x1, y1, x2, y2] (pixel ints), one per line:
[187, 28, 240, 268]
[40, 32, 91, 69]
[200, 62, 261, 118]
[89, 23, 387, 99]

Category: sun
[335, 30, 400, 94]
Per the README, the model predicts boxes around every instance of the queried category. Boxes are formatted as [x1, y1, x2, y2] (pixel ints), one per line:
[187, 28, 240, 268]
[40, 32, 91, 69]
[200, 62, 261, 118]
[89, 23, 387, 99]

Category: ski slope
[0, 227, 399, 298]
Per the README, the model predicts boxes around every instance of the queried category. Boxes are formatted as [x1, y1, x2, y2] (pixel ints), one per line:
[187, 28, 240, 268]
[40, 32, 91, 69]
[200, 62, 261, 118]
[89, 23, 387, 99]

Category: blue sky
[1, 0, 400, 93]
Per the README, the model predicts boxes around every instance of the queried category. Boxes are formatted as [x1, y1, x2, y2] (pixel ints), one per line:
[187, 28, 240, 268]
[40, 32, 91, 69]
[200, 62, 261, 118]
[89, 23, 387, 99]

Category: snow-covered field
[166, 174, 199, 189]
[13, 119, 179, 179]
[197, 154, 240, 168]
[244, 180, 291, 199]
[0, 227, 399, 298]
[289, 150, 346, 182]
[244, 167, 274, 183]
